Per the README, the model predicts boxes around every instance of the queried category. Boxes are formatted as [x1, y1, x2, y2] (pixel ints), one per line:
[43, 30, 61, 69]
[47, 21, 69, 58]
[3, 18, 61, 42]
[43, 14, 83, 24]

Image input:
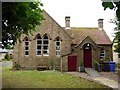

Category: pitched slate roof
[43, 10, 112, 45]
[65, 27, 112, 45]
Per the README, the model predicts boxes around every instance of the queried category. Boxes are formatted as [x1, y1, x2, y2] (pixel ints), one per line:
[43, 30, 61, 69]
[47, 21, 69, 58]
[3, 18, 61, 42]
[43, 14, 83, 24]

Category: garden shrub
[118, 62, 120, 68]
[4, 53, 11, 61]
[14, 62, 21, 70]
[93, 60, 100, 71]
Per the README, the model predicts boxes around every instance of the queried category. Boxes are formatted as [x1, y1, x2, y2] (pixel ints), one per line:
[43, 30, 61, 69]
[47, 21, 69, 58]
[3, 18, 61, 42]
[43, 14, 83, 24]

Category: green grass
[2, 66, 108, 88]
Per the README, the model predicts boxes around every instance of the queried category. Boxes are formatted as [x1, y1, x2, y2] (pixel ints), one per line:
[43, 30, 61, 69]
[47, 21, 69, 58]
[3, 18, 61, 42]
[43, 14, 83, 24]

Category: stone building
[13, 10, 113, 71]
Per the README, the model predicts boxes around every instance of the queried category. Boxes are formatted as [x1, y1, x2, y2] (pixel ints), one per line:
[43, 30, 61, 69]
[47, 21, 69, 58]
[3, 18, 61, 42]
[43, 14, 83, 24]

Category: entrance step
[85, 68, 101, 77]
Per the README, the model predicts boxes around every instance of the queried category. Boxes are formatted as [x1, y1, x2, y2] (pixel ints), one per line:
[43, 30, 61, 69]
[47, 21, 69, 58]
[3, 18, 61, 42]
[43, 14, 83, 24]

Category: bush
[2, 58, 6, 61]
[4, 53, 11, 61]
[14, 62, 21, 70]
[93, 60, 100, 71]
[10, 54, 13, 59]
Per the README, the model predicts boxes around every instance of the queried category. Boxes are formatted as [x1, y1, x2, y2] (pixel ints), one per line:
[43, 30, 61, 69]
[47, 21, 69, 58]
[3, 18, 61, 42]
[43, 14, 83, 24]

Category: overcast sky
[41, 0, 116, 40]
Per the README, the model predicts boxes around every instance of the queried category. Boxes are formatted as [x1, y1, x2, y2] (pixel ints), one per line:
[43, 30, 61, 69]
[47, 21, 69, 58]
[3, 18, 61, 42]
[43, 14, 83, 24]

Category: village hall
[13, 10, 113, 71]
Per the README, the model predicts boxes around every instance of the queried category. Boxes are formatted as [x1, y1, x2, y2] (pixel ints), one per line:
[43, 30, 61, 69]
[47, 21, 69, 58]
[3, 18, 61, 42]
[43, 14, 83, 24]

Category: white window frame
[43, 36, 49, 56]
[100, 48, 105, 59]
[56, 38, 61, 56]
[24, 39, 29, 56]
[36, 36, 42, 56]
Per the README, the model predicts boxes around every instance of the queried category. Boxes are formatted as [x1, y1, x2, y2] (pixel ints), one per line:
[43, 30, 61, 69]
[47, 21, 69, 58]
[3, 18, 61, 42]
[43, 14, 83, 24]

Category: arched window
[100, 48, 105, 59]
[43, 35, 49, 56]
[56, 37, 60, 56]
[36, 35, 42, 55]
[24, 37, 29, 56]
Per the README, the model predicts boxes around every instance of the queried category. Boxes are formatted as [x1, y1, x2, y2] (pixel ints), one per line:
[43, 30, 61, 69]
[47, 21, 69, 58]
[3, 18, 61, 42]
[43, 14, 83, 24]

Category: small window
[37, 51, 41, 55]
[43, 35, 49, 56]
[24, 37, 29, 56]
[25, 51, 29, 55]
[36, 36, 42, 55]
[37, 40, 42, 44]
[100, 48, 105, 59]
[56, 37, 60, 56]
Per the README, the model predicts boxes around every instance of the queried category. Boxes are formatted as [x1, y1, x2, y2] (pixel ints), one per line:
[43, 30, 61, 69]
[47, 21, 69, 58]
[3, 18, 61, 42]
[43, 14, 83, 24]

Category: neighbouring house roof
[0, 41, 8, 53]
[0, 48, 8, 53]
[64, 27, 112, 45]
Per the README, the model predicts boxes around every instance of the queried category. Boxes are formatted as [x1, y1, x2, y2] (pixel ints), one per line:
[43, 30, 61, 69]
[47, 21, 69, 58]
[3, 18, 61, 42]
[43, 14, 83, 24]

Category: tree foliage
[2, 2, 44, 47]
[102, 1, 120, 57]
[102, 2, 120, 21]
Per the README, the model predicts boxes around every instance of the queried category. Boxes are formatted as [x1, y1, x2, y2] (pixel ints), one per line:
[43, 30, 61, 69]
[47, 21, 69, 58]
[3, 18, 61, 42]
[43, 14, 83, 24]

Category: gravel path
[66, 71, 118, 82]
[66, 71, 119, 89]
[99, 72, 118, 82]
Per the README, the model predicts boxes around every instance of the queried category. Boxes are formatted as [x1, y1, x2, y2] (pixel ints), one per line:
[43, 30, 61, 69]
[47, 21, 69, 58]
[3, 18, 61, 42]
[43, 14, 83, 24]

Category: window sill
[24, 55, 29, 57]
[36, 55, 42, 56]
[43, 55, 49, 56]
[56, 55, 61, 58]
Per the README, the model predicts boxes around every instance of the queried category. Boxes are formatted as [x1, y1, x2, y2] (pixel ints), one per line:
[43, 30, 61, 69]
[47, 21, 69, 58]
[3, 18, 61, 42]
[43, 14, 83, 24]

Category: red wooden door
[83, 44, 92, 68]
[68, 56, 77, 71]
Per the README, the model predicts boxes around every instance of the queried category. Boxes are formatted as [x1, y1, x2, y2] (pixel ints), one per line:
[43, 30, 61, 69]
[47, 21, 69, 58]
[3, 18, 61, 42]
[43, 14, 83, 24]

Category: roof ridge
[43, 10, 72, 38]
[62, 27, 98, 29]
[71, 27, 98, 28]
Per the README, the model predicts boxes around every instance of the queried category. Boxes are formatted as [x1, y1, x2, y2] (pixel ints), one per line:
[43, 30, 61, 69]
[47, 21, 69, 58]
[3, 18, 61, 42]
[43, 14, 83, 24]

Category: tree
[2, 2, 44, 47]
[102, 1, 120, 57]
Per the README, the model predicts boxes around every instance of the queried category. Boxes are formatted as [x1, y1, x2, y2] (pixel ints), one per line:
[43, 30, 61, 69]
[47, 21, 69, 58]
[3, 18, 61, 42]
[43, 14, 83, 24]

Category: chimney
[65, 16, 70, 29]
[98, 19, 104, 30]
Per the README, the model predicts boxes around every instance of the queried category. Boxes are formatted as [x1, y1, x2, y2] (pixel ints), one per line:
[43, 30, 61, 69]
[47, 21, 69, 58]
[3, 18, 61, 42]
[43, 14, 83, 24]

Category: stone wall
[13, 11, 71, 71]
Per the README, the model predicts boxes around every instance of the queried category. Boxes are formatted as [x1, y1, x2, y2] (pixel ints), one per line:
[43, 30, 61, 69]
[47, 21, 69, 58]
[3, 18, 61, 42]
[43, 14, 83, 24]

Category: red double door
[68, 56, 77, 71]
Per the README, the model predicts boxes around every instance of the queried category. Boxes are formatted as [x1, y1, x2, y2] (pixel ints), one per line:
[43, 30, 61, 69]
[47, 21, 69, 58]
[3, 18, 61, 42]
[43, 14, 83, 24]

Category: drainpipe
[60, 57, 62, 71]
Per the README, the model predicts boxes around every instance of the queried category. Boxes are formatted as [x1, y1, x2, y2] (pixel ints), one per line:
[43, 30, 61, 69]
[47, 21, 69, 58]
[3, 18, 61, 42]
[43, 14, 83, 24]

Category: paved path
[93, 77, 118, 89]
[85, 68, 101, 77]
[66, 72, 119, 89]
[0, 61, 13, 67]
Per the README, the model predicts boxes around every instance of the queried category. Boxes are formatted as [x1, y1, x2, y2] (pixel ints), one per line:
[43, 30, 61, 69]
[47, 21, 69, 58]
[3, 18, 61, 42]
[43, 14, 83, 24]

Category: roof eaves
[102, 29, 112, 44]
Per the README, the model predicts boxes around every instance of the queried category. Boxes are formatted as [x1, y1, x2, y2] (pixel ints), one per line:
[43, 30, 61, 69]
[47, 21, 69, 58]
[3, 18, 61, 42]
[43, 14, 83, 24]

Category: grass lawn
[2, 66, 108, 88]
